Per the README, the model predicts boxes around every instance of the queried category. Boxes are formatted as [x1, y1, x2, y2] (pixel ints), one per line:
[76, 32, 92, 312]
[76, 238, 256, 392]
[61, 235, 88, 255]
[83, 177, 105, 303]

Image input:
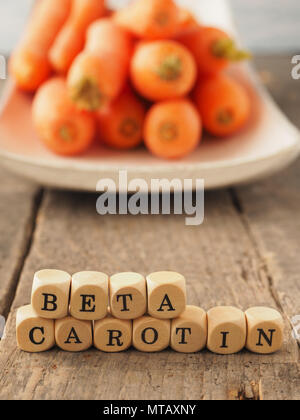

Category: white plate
[0, 0, 299, 192]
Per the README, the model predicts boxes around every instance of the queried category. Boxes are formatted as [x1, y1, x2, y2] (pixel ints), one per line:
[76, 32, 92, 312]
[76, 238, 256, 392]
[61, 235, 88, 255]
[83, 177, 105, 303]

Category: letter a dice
[55, 316, 93, 352]
[31, 269, 71, 319]
[146, 271, 186, 319]
[16, 305, 55, 353]
[245, 307, 284, 354]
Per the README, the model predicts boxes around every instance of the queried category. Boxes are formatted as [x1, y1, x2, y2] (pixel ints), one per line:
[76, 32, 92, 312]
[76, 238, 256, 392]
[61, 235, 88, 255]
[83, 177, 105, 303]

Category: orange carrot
[175, 8, 200, 38]
[114, 0, 181, 40]
[50, 0, 105, 74]
[10, 0, 71, 92]
[67, 19, 132, 111]
[131, 40, 197, 101]
[194, 74, 251, 137]
[180, 26, 251, 75]
[97, 87, 146, 150]
[32, 77, 95, 156]
[144, 99, 202, 159]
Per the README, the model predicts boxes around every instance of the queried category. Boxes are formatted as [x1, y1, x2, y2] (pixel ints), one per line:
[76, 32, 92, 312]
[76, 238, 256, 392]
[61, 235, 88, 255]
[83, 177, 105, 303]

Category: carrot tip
[217, 109, 234, 125]
[119, 118, 139, 138]
[159, 122, 178, 142]
[59, 125, 76, 143]
[70, 77, 105, 111]
[156, 55, 183, 81]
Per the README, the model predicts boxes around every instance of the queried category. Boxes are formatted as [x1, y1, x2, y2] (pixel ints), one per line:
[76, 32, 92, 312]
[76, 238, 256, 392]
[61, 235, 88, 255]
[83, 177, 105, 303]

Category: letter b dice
[146, 271, 186, 319]
[31, 269, 71, 319]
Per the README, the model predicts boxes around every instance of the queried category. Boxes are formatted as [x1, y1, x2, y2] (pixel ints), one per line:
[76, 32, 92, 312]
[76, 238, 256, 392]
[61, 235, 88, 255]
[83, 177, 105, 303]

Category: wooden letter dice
[171, 305, 207, 353]
[55, 316, 92, 352]
[207, 306, 246, 355]
[16, 305, 55, 353]
[31, 269, 71, 319]
[245, 307, 284, 354]
[70, 271, 108, 321]
[94, 314, 132, 352]
[146, 271, 186, 319]
[110, 272, 147, 320]
[133, 315, 170, 352]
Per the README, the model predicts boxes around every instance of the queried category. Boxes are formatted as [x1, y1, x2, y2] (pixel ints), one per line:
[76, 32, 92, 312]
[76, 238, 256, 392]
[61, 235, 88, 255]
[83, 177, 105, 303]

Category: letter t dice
[31, 269, 71, 319]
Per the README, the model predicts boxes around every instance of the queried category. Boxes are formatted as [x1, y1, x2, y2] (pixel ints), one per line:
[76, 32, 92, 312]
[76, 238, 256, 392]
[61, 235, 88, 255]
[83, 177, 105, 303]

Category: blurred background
[0, 0, 299, 55]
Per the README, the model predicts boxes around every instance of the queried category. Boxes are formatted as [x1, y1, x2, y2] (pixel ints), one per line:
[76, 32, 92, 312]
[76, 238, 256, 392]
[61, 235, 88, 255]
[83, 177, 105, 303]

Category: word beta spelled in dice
[16, 269, 284, 355]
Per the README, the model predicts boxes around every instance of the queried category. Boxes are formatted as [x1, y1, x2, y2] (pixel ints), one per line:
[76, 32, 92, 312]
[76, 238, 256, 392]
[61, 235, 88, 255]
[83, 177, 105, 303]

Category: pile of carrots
[10, 0, 252, 159]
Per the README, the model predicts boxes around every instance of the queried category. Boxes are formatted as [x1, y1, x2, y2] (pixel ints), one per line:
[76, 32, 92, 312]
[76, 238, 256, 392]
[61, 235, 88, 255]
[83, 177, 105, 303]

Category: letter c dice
[31, 269, 71, 319]
[16, 305, 55, 353]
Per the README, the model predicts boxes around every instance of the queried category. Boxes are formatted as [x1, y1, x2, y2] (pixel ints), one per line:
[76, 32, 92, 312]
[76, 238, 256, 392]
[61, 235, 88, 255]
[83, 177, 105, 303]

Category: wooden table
[0, 56, 299, 401]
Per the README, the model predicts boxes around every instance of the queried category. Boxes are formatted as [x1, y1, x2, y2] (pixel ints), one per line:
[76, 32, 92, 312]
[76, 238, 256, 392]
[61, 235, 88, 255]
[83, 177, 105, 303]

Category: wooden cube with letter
[31, 269, 71, 319]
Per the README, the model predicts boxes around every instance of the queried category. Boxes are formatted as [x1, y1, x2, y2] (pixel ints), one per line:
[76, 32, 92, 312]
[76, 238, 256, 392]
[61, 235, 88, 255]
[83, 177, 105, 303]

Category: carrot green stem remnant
[212, 38, 251, 61]
[156, 55, 182, 81]
[71, 77, 104, 111]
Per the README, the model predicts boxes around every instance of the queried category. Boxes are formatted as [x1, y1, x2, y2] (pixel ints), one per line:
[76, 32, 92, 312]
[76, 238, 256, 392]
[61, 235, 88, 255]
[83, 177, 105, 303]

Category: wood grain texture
[0, 80, 42, 320]
[0, 57, 299, 400]
[0, 120, 40, 318]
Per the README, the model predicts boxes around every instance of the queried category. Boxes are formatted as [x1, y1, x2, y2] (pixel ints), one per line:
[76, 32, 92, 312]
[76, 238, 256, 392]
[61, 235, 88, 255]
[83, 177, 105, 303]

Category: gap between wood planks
[229, 188, 300, 350]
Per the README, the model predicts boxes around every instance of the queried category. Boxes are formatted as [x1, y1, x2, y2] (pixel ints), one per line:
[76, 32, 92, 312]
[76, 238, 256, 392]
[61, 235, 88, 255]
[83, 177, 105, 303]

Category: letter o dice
[146, 271, 186, 319]
[31, 269, 71, 319]
[245, 307, 284, 354]
[133, 316, 170, 352]
[16, 305, 55, 353]
[207, 306, 246, 355]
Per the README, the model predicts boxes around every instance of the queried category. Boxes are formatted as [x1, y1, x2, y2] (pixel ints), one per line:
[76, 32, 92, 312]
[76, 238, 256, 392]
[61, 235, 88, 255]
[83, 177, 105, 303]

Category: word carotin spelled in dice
[16, 269, 285, 355]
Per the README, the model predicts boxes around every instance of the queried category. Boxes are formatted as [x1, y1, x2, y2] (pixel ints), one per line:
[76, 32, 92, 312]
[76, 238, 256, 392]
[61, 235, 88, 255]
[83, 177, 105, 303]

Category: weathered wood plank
[0, 79, 41, 320]
[235, 56, 300, 338]
[0, 57, 299, 400]
[231, 56, 300, 399]
[0, 186, 297, 400]
[0, 168, 41, 320]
